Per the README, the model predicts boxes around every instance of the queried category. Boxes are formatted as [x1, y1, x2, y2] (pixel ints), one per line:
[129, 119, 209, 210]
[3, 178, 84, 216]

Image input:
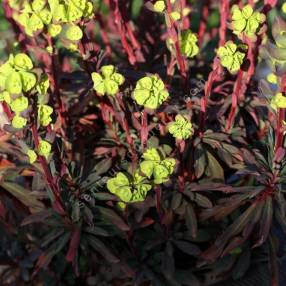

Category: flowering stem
[109, 0, 137, 65]
[199, 59, 220, 132]
[31, 125, 65, 215]
[113, 95, 137, 161]
[218, 0, 229, 47]
[166, 0, 186, 79]
[141, 110, 148, 151]
[198, 0, 210, 47]
[275, 76, 286, 150]
[176, 140, 185, 192]
[155, 185, 162, 220]
[46, 36, 67, 134]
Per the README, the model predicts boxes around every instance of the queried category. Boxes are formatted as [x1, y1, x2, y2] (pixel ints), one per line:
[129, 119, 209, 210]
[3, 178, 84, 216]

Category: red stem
[198, 0, 210, 47]
[141, 110, 148, 151]
[226, 70, 244, 131]
[218, 0, 229, 47]
[166, 0, 186, 79]
[31, 125, 65, 215]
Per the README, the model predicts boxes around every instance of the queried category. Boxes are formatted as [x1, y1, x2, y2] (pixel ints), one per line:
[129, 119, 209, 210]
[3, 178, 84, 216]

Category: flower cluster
[107, 147, 175, 204]
[9, 0, 93, 41]
[231, 4, 265, 39]
[26, 139, 52, 163]
[168, 115, 193, 140]
[179, 30, 199, 58]
[91, 65, 125, 96]
[0, 53, 36, 129]
[133, 75, 169, 109]
[217, 41, 246, 73]
[0, 53, 53, 164]
[107, 172, 152, 203]
[270, 92, 286, 111]
[140, 148, 176, 184]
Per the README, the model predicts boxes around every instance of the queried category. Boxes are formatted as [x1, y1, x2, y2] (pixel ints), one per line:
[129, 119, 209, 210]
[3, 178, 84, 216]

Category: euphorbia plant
[0, 1, 286, 285]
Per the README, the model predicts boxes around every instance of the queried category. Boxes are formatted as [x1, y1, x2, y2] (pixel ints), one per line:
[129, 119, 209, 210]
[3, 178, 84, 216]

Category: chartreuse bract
[168, 115, 193, 140]
[38, 140, 52, 159]
[140, 148, 175, 185]
[179, 30, 199, 58]
[133, 75, 169, 109]
[0, 53, 36, 129]
[107, 172, 152, 203]
[270, 93, 286, 111]
[91, 65, 125, 96]
[231, 4, 265, 39]
[0, 52, 54, 164]
[0, 53, 54, 130]
[107, 147, 176, 203]
[9, 0, 93, 43]
[217, 41, 246, 73]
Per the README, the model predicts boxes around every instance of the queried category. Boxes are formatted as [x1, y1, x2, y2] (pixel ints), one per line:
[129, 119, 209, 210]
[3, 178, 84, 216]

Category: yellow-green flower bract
[65, 24, 83, 41]
[266, 73, 278, 84]
[168, 115, 193, 140]
[12, 115, 27, 129]
[10, 96, 29, 113]
[170, 11, 181, 21]
[38, 140, 52, 159]
[91, 65, 125, 96]
[217, 41, 246, 73]
[153, 1, 165, 13]
[0, 91, 11, 104]
[271, 93, 286, 111]
[0, 53, 36, 95]
[140, 148, 176, 184]
[179, 30, 199, 58]
[27, 149, 37, 163]
[107, 172, 152, 203]
[231, 4, 265, 38]
[283, 3, 286, 14]
[133, 75, 169, 109]
[48, 24, 62, 37]
[10, 0, 93, 37]
[38, 104, 53, 126]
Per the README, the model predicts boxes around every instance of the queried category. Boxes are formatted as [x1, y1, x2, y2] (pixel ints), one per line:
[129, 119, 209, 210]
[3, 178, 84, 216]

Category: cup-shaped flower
[0, 53, 36, 94]
[5, 72, 22, 94]
[91, 65, 125, 96]
[217, 41, 246, 73]
[153, 1, 166, 13]
[133, 75, 169, 109]
[283, 3, 286, 14]
[27, 149, 37, 164]
[65, 25, 83, 41]
[48, 24, 62, 38]
[36, 74, 50, 95]
[10, 96, 29, 113]
[12, 115, 27, 129]
[180, 30, 199, 58]
[267, 73, 278, 85]
[107, 172, 152, 203]
[140, 148, 176, 184]
[19, 71, 37, 92]
[38, 104, 53, 126]
[14, 53, 33, 71]
[0, 91, 11, 104]
[168, 115, 193, 140]
[271, 93, 286, 111]
[38, 140, 52, 159]
[231, 5, 265, 38]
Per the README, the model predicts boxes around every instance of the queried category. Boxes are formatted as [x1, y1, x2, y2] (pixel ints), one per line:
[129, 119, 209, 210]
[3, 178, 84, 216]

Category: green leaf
[96, 206, 130, 231]
[1, 181, 44, 213]
[173, 240, 201, 257]
[86, 235, 120, 263]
